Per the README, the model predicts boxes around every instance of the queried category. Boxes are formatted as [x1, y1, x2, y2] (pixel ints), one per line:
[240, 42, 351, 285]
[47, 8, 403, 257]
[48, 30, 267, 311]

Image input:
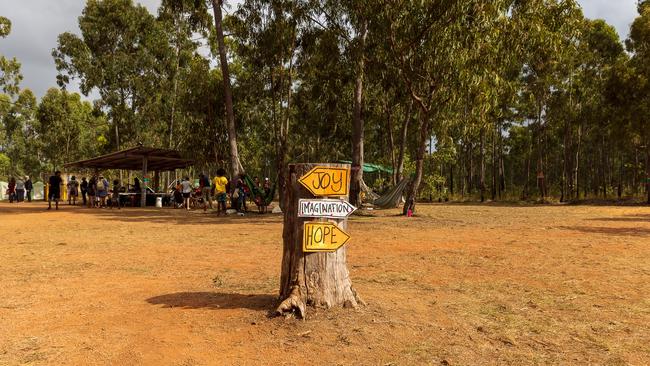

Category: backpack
[97, 179, 106, 191]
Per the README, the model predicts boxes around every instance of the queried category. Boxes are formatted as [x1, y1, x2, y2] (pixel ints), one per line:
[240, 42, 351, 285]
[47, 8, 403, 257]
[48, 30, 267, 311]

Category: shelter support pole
[141, 156, 148, 207]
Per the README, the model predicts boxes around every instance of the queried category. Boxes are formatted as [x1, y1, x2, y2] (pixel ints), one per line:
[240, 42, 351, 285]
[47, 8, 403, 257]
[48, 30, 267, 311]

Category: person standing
[80, 177, 88, 206]
[24, 176, 33, 202]
[236, 174, 248, 213]
[180, 176, 193, 210]
[67, 176, 79, 205]
[87, 176, 97, 208]
[47, 171, 63, 210]
[133, 177, 141, 206]
[199, 173, 212, 212]
[110, 179, 121, 210]
[96, 175, 109, 208]
[213, 168, 228, 216]
[15, 177, 25, 202]
[7, 177, 16, 203]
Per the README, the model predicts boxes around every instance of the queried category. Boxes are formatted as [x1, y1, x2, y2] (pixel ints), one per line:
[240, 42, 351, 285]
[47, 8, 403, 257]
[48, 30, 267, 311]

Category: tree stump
[276, 163, 363, 319]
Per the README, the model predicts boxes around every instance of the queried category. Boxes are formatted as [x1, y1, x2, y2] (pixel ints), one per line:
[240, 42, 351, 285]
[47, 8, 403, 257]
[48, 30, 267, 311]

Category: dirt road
[1, 202, 649, 365]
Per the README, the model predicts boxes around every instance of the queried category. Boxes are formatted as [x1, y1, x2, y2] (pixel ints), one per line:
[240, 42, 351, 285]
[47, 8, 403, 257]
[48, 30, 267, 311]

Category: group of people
[6, 176, 34, 203]
[171, 169, 272, 215]
[47, 171, 137, 210]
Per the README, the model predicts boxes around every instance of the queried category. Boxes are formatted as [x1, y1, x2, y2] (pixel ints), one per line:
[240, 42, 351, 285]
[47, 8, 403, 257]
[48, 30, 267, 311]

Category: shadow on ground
[559, 225, 650, 237]
[0, 202, 282, 226]
[586, 214, 650, 223]
[146, 292, 277, 311]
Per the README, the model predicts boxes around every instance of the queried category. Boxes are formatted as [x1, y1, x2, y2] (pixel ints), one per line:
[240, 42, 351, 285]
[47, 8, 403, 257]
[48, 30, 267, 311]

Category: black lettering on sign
[331, 171, 343, 193]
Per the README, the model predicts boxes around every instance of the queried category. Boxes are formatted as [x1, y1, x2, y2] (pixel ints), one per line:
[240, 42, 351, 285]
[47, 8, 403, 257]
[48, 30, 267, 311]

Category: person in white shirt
[180, 177, 193, 210]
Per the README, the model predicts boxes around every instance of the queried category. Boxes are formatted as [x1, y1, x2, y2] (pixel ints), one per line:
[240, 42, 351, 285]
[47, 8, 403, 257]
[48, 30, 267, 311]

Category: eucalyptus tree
[0, 16, 22, 97]
[230, 0, 304, 206]
[627, 1, 650, 203]
[512, 0, 583, 201]
[0, 89, 37, 176]
[53, 0, 168, 151]
[381, 1, 519, 213]
[36, 88, 108, 170]
[211, 0, 244, 177]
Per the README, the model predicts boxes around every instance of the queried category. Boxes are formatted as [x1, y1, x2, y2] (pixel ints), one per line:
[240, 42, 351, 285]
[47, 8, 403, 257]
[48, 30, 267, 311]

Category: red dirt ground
[1, 202, 649, 365]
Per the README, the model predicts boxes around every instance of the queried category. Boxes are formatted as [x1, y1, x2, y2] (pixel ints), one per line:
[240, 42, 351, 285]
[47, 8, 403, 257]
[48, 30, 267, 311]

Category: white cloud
[577, 0, 638, 39]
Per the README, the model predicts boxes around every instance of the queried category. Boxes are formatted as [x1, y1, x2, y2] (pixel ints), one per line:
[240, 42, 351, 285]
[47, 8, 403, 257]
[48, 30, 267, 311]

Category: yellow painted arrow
[299, 166, 350, 197]
[303, 221, 351, 252]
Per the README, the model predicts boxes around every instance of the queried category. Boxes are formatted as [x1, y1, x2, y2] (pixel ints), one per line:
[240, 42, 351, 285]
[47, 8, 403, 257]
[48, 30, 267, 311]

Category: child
[213, 168, 228, 216]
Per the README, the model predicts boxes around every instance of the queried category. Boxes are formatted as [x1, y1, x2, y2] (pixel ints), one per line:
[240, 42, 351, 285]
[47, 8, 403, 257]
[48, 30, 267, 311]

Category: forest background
[1, 0, 650, 208]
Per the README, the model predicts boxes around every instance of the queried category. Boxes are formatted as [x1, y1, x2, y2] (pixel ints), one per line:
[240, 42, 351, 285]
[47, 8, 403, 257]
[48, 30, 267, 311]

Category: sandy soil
[0, 201, 649, 365]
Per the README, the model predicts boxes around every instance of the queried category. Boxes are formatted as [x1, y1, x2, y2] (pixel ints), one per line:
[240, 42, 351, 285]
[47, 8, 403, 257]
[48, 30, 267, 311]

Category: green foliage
[0, 152, 10, 177]
[0, 1, 648, 203]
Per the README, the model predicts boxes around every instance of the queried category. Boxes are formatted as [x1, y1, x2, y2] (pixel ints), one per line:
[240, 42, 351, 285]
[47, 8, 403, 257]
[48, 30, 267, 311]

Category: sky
[0, 0, 641, 100]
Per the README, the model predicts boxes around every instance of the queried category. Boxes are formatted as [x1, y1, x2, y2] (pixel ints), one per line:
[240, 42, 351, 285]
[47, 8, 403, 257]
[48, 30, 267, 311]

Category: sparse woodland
[1, 0, 650, 207]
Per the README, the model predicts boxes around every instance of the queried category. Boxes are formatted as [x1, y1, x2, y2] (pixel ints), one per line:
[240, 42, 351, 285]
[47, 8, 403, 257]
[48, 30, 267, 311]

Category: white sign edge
[297, 198, 357, 218]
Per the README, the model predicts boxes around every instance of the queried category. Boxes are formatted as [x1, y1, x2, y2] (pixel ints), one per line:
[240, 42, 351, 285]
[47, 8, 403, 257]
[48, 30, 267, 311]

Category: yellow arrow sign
[299, 166, 350, 197]
[303, 221, 351, 252]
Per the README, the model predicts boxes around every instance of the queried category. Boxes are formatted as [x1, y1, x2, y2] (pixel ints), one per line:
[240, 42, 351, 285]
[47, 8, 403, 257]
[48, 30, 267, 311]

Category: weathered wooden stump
[276, 163, 363, 319]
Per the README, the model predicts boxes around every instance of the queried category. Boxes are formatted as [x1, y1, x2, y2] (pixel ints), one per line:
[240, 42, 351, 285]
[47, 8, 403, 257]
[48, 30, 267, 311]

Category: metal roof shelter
[64, 146, 193, 206]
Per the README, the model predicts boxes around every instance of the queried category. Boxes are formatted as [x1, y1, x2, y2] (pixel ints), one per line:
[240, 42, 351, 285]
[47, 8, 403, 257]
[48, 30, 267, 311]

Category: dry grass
[0, 202, 649, 365]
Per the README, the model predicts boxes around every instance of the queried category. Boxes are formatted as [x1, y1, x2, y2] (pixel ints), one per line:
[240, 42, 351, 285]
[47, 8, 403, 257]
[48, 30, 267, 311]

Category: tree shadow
[146, 292, 277, 311]
[559, 225, 650, 237]
[586, 214, 650, 223]
[0, 202, 282, 226]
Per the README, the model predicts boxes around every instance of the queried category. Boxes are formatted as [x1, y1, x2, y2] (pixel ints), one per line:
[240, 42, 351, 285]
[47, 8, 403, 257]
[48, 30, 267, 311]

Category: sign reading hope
[303, 222, 351, 252]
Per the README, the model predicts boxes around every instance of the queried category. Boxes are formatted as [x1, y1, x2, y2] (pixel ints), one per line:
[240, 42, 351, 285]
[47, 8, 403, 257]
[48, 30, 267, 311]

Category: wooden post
[276, 163, 363, 319]
[141, 155, 148, 207]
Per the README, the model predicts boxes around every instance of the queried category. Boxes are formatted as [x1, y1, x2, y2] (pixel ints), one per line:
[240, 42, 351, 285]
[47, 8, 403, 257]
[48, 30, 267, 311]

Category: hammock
[243, 175, 276, 207]
[372, 178, 410, 209]
[359, 178, 380, 201]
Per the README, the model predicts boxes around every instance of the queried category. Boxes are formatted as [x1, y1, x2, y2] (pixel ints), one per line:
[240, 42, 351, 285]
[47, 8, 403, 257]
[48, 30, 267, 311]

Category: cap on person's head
[24, 176, 29, 180]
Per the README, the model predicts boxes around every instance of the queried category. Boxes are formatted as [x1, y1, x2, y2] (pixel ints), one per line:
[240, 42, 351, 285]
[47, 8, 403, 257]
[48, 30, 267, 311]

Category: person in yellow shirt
[213, 168, 229, 216]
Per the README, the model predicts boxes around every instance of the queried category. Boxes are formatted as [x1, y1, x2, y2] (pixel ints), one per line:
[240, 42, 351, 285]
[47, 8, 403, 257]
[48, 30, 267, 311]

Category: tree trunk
[396, 100, 412, 183]
[449, 163, 454, 198]
[459, 140, 465, 197]
[574, 124, 582, 200]
[618, 153, 623, 200]
[212, 0, 243, 178]
[479, 127, 485, 202]
[601, 134, 607, 199]
[468, 141, 474, 194]
[403, 110, 429, 215]
[386, 104, 396, 186]
[350, 19, 368, 208]
[633, 148, 639, 195]
[561, 120, 570, 202]
[276, 163, 362, 319]
[491, 122, 497, 201]
[646, 144, 650, 204]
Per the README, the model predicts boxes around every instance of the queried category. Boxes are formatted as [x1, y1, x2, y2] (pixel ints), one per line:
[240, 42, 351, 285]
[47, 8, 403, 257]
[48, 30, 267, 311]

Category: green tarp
[338, 161, 393, 174]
